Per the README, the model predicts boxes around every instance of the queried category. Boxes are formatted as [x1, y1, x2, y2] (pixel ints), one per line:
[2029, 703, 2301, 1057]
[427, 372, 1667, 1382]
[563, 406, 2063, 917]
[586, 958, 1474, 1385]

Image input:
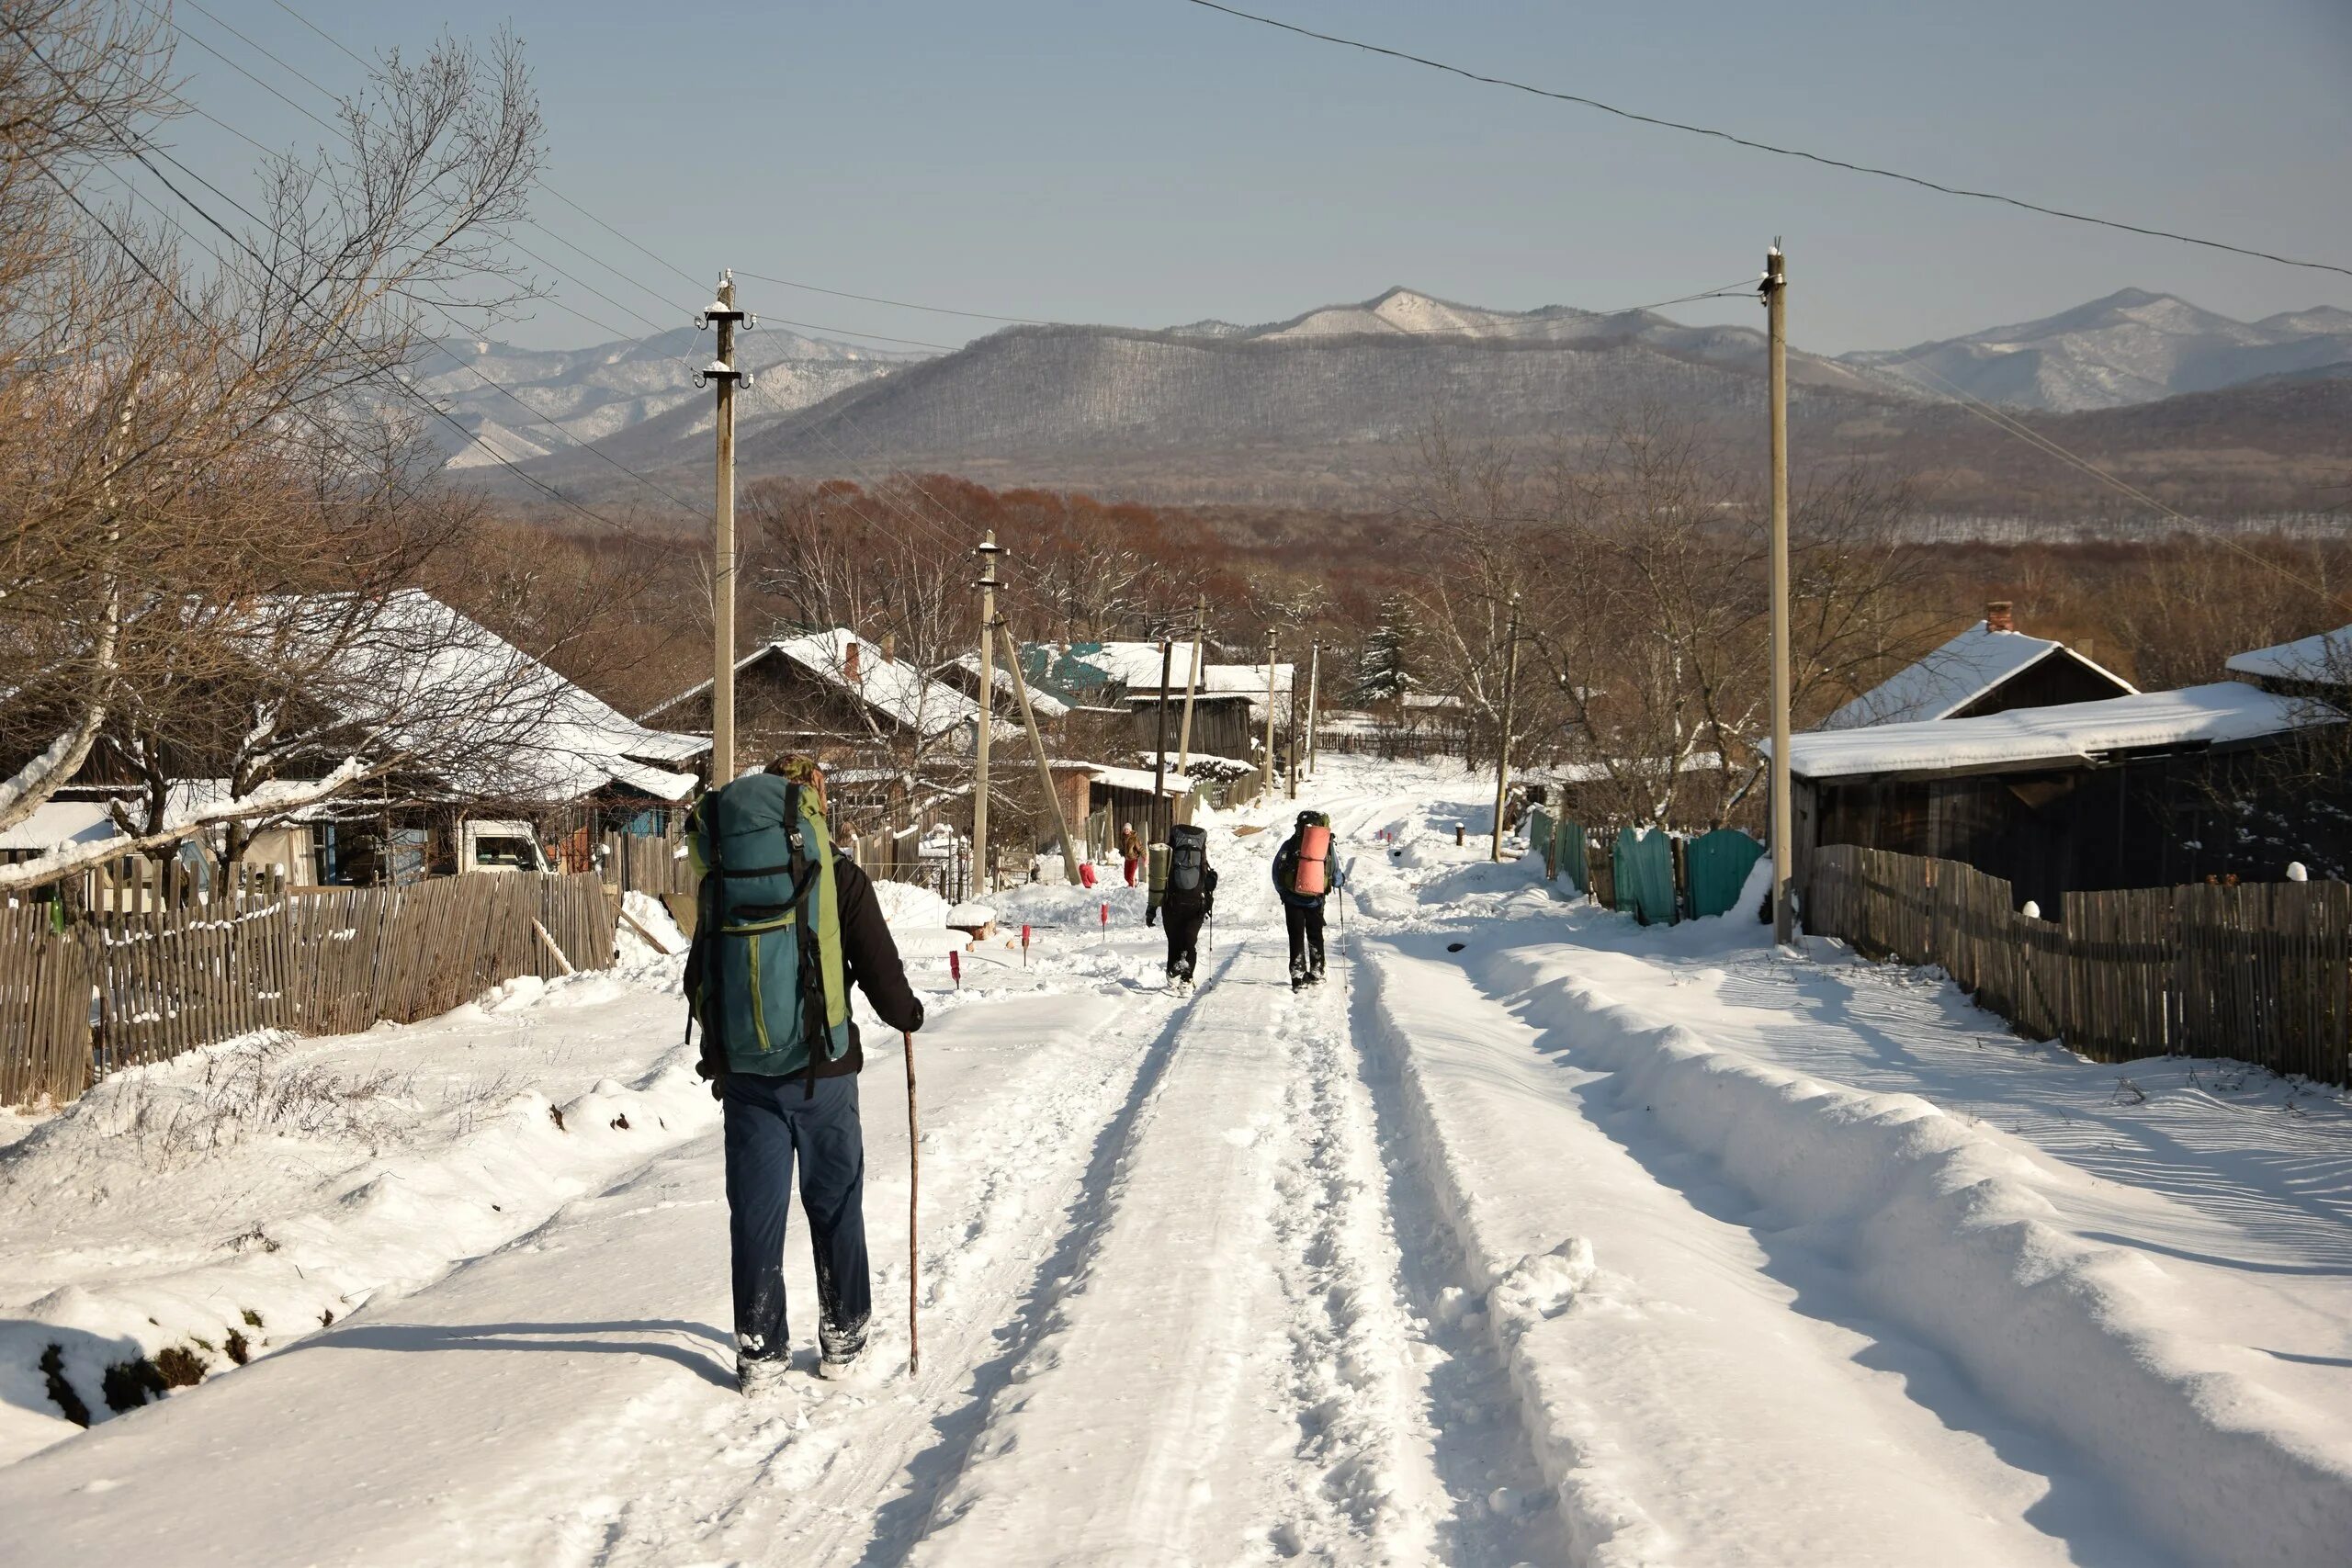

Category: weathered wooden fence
[1805, 844, 2352, 1085]
[602, 831, 695, 897]
[3, 872, 617, 1108]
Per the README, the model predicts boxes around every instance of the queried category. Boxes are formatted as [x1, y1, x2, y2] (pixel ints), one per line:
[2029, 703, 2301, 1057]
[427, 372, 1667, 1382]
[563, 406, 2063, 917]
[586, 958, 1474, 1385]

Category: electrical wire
[1180, 0, 2352, 283]
[1867, 344, 2352, 612]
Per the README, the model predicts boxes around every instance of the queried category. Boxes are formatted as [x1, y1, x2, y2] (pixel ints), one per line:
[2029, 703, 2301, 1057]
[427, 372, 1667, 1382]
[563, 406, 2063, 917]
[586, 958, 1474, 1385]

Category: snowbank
[1475, 945, 2352, 1568]
[0, 969, 710, 1465]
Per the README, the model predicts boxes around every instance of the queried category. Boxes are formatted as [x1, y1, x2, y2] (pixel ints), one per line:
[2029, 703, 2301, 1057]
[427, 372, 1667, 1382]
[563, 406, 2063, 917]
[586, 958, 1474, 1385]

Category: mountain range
[467, 287, 2352, 516]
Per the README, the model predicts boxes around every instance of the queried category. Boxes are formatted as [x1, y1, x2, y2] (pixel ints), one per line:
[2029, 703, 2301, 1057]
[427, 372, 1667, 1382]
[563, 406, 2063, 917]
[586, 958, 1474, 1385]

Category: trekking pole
[903, 1029, 920, 1375]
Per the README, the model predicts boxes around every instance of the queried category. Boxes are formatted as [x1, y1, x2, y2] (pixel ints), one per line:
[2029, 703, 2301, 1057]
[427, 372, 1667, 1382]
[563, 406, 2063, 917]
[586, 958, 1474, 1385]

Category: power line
[105, 8, 718, 525]
[1180, 0, 2352, 283]
[1872, 344, 2352, 612]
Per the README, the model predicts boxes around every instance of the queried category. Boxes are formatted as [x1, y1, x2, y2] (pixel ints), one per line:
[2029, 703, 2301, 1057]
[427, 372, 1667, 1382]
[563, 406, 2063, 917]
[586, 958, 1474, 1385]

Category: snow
[328, 591, 705, 802]
[712, 629, 987, 742]
[1085, 761, 1194, 796]
[947, 652, 1071, 716]
[1819, 618, 2134, 729]
[1783, 681, 2333, 779]
[4, 756, 2348, 1565]
[0, 800, 115, 854]
[2228, 622, 2352, 685]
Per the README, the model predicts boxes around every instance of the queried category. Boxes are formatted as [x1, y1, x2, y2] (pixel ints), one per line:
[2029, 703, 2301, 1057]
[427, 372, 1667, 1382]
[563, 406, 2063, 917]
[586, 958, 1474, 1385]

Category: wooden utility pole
[1285, 649, 1300, 801]
[1150, 635, 1175, 842]
[1765, 245, 1794, 943]
[697, 274, 751, 784]
[996, 620, 1082, 884]
[1491, 592, 1520, 863]
[1176, 594, 1204, 773]
[1260, 630, 1279, 799]
[1304, 639, 1321, 779]
[973, 532, 1002, 895]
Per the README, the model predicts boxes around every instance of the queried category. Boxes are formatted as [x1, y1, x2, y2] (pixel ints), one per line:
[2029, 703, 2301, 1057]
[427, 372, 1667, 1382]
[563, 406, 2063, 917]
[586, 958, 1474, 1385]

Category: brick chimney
[842, 638, 861, 682]
[1984, 600, 2015, 634]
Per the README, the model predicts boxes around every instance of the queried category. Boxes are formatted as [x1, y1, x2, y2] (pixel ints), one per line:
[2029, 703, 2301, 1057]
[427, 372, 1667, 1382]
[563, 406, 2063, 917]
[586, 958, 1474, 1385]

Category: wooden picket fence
[2, 872, 617, 1108]
[1804, 845, 2352, 1085]
[602, 831, 695, 897]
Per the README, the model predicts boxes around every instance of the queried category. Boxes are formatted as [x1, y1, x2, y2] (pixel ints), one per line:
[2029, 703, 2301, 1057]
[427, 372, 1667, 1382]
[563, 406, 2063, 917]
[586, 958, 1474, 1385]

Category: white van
[460, 818, 550, 874]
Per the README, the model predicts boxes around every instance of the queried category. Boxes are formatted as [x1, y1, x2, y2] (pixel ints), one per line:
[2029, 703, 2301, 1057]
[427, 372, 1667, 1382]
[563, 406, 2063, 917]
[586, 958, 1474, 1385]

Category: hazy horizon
[156, 1, 2352, 358]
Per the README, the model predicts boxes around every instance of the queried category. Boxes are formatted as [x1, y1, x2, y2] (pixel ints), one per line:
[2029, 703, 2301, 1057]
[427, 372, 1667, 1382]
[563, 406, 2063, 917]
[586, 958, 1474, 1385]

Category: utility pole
[695, 273, 752, 784]
[1175, 593, 1204, 773]
[1492, 592, 1521, 863]
[1304, 639, 1321, 779]
[1765, 243, 1794, 943]
[996, 620, 1082, 884]
[1150, 634, 1175, 843]
[973, 532, 1002, 895]
[1260, 630, 1279, 800]
[1285, 649, 1300, 801]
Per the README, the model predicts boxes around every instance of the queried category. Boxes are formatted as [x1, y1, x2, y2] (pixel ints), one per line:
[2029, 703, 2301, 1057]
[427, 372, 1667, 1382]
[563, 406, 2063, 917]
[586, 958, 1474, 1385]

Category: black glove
[694, 1032, 729, 1102]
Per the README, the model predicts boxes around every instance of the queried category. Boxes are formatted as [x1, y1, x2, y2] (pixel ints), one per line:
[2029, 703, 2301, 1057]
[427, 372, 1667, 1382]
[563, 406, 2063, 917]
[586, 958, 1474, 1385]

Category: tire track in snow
[1261, 964, 1565, 1566]
[567, 947, 1253, 1567]
[898, 919, 1304, 1562]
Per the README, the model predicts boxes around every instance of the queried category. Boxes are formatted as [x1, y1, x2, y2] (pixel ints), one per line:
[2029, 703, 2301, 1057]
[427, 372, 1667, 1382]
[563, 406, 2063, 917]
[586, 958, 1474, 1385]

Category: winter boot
[738, 1356, 792, 1397]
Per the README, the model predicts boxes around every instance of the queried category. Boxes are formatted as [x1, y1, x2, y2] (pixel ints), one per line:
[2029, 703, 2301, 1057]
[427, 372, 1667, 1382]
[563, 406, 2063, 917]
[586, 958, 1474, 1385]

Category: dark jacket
[817, 852, 925, 1078]
[1272, 833, 1341, 910]
[1161, 863, 1218, 915]
[691, 851, 924, 1086]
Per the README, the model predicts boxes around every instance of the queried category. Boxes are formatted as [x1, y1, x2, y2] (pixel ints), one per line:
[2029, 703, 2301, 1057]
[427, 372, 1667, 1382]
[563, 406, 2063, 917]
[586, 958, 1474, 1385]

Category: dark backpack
[1168, 824, 1207, 893]
[683, 774, 851, 1088]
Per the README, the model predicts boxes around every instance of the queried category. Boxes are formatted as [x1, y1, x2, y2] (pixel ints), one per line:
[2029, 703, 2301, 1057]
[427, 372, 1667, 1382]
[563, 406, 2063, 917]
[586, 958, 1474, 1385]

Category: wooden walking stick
[904, 1029, 920, 1374]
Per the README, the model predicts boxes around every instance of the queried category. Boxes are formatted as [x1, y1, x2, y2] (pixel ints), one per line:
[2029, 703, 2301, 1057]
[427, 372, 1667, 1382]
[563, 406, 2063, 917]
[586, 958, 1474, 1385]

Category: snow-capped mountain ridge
[1839, 288, 2352, 412]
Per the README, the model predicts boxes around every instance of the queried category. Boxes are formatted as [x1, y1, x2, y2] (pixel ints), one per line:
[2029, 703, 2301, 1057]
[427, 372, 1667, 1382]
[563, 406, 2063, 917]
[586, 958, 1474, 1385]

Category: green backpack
[684, 774, 853, 1085]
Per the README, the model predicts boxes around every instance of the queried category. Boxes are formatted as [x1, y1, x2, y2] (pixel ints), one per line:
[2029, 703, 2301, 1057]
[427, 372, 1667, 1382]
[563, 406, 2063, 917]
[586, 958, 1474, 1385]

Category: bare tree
[0, 9, 547, 880]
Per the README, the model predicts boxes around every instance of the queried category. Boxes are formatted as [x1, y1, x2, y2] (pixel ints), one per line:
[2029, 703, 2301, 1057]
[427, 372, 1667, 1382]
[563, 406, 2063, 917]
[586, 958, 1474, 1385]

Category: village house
[4, 592, 707, 895]
[2226, 621, 2352, 702]
[642, 629, 999, 833]
[1818, 601, 2135, 730]
[1781, 682, 2346, 912]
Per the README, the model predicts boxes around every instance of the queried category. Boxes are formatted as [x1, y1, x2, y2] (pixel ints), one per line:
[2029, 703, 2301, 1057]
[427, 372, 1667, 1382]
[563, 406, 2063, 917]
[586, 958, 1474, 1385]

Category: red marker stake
[949, 949, 961, 989]
[1022, 923, 1031, 967]
[1100, 900, 1109, 945]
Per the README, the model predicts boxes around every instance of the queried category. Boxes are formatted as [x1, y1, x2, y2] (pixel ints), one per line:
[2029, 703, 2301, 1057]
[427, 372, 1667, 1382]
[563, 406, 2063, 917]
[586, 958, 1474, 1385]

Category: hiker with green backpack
[684, 756, 925, 1394]
[1272, 809, 1341, 990]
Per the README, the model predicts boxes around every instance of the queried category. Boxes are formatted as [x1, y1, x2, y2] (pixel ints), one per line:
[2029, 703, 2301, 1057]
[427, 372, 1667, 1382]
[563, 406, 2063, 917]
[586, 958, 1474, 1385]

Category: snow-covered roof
[1819, 621, 2133, 729]
[0, 800, 116, 855]
[1782, 683, 2335, 781]
[664, 630, 987, 743]
[1069, 641, 1204, 691]
[1084, 763, 1194, 797]
[948, 652, 1070, 717]
[341, 592, 704, 803]
[2227, 624, 2352, 686]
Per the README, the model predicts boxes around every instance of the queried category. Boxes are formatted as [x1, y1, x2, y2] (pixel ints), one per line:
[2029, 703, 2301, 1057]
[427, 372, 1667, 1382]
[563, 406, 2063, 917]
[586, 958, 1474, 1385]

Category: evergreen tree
[1356, 595, 1416, 705]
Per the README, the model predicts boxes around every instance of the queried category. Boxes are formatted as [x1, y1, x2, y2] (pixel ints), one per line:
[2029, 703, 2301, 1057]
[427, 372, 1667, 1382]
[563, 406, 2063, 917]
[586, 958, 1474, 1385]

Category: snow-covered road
[5, 759, 2348, 1565]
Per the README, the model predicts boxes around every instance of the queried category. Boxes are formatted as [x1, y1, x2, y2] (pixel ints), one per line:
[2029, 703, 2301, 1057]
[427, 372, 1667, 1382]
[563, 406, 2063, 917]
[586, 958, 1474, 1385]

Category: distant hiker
[1272, 809, 1340, 990]
[1160, 822, 1216, 989]
[1119, 821, 1143, 887]
[685, 755, 925, 1395]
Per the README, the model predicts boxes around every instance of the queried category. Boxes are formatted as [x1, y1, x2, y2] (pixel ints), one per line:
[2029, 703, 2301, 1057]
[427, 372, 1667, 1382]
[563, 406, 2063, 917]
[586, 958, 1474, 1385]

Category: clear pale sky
[166, 0, 2352, 355]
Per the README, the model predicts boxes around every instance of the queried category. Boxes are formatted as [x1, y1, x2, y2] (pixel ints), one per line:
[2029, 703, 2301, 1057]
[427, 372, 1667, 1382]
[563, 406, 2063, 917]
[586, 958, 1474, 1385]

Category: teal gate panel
[1686, 829, 1764, 919]
[1559, 818, 1588, 894]
[1526, 807, 1553, 878]
[1613, 827, 1676, 925]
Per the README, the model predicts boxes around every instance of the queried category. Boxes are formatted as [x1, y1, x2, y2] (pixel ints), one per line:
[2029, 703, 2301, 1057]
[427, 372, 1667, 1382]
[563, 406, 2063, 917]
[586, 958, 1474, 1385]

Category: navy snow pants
[723, 1070, 871, 1365]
